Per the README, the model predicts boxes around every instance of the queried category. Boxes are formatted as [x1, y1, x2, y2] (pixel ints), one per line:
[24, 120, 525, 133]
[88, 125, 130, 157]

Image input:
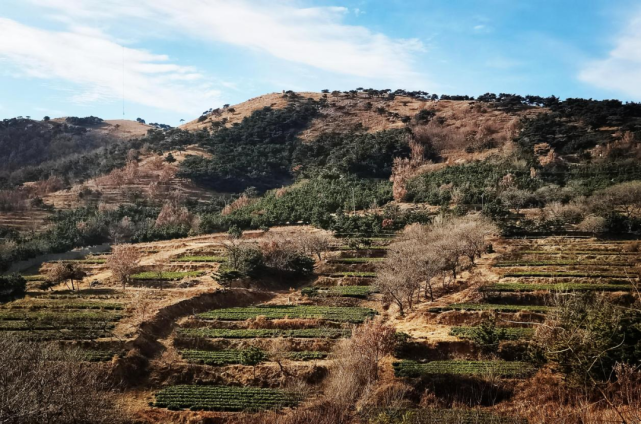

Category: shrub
[0, 274, 26, 297]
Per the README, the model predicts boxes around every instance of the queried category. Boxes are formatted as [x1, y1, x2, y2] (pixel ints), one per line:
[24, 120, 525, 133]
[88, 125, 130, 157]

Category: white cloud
[579, 12, 641, 99]
[28, 0, 426, 86]
[0, 18, 221, 114]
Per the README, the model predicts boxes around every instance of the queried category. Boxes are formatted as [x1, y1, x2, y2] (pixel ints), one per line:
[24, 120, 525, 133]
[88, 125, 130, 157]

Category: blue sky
[1, 0, 640, 126]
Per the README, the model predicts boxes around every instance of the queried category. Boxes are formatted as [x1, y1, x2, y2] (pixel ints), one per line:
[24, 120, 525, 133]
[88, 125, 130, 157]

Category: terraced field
[393, 360, 536, 378]
[131, 271, 205, 281]
[450, 326, 534, 340]
[178, 327, 351, 339]
[197, 305, 377, 322]
[371, 409, 527, 424]
[180, 349, 328, 365]
[180, 349, 265, 366]
[329, 257, 387, 264]
[174, 256, 227, 263]
[428, 303, 551, 313]
[0, 292, 125, 341]
[301, 285, 377, 298]
[152, 385, 300, 411]
[481, 283, 633, 292]
[326, 271, 377, 278]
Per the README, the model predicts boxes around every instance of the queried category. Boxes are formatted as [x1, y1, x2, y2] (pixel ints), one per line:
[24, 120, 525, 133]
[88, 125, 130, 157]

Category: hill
[1, 89, 641, 424]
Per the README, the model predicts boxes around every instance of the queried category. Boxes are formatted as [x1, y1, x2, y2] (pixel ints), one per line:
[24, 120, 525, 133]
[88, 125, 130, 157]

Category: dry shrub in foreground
[326, 317, 396, 405]
[0, 337, 125, 424]
[259, 318, 396, 424]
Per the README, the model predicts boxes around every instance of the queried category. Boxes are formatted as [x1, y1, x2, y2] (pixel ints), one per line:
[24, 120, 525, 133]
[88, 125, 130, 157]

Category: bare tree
[45, 261, 87, 291]
[297, 232, 334, 261]
[269, 338, 292, 376]
[106, 244, 141, 290]
[499, 187, 532, 214]
[376, 215, 497, 312]
[591, 181, 641, 232]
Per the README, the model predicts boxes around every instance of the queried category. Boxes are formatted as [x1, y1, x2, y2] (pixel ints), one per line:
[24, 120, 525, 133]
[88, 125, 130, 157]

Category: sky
[1, 0, 641, 126]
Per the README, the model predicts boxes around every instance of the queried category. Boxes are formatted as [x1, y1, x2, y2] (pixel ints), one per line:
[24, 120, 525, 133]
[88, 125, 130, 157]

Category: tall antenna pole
[122, 45, 125, 117]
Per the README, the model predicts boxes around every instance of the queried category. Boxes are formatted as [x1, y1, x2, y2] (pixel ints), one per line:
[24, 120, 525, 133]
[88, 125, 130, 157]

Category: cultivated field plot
[0, 295, 124, 341]
[481, 283, 633, 292]
[174, 256, 227, 263]
[450, 327, 534, 340]
[180, 349, 263, 366]
[428, 304, 551, 313]
[494, 260, 635, 267]
[152, 385, 300, 411]
[329, 257, 387, 264]
[178, 327, 351, 339]
[4, 299, 124, 310]
[518, 250, 640, 256]
[502, 271, 632, 278]
[180, 349, 327, 365]
[131, 271, 205, 281]
[63, 257, 108, 264]
[372, 408, 527, 424]
[301, 285, 378, 298]
[393, 360, 536, 378]
[197, 305, 377, 322]
[326, 271, 377, 278]
[80, 349, 119, 362]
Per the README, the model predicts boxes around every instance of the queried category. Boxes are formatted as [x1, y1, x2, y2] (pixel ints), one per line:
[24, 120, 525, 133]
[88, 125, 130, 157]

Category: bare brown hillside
[182, 91, 543, 164]
[42, 147, 215, 210]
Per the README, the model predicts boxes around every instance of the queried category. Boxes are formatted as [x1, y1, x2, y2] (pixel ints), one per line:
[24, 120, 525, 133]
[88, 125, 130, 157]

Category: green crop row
[450, 327, 535, 340]
[197, 305, 376, 323]
[0, 320, 115, 331]
[0, 310, 122, 322]
[494, 261, 633, 267]
[520, 250, 638, 256]
[370, 408, 527, 424]
[4, 300, 123, 310]
[503, 271, 630, 278]
[152, 385, 300, 411]
[481, 283, 633, 293]
[330, 257, 386, 263]
[287, 351, 328, 361]
[428, 304, 551, 313]
[131, 271, 205, 281]
[371, 408, 525, 424]
[302, 286, 378, 298]
[393, 360, 536, 378]
[180, 349, 328, 365]
[178, 327, 351, 339]
[174, 256, 227, 263]
[327, 271, 377, 278]
[180, 349, 265, 366]
[64, 258, 107, 264]
[336, 245, 389, 251]
[22, 275, 46, 281]
[80, 350, 118, 362]
[0, 329, 113, 341]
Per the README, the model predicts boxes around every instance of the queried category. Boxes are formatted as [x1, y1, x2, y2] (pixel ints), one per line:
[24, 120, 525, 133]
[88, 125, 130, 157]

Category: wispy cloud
[28, 0, 426, 86]
[579, 11, 641, 99]
[0, 18, 221, 114]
